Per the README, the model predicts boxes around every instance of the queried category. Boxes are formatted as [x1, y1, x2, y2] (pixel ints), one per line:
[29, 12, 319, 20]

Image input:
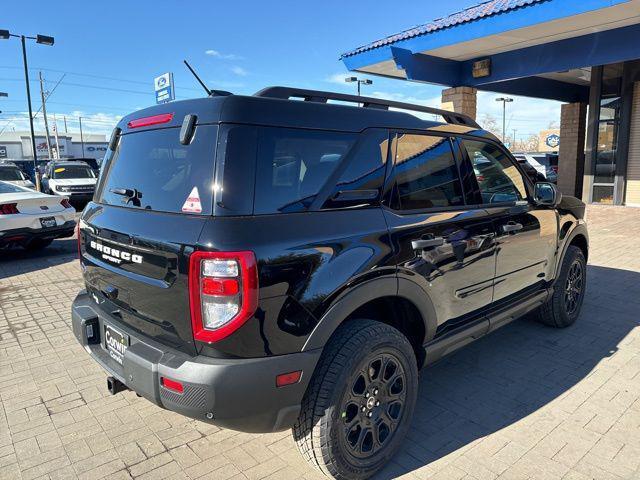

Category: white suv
[42, 161, 98, 201]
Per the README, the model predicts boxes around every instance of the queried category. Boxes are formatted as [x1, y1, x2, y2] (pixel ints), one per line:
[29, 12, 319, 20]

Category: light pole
[0, 30, 55, 190]
[495, 97, 513, 144]
[345, 76, 372, 96]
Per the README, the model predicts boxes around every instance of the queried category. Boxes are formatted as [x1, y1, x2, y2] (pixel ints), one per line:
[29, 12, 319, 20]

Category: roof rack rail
[254, 86, 480, 128]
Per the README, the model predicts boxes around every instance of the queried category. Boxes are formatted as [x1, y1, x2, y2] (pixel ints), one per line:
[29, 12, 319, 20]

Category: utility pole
[513, 129, 517, 149]
[38, 71, 53, 159]
[53, 113, 60, 158]
[63, 115, 68, 133]
[79, 116, 85, 157]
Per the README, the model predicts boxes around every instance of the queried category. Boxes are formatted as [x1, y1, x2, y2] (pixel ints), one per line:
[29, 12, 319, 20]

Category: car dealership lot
[1, 205, 639, 480]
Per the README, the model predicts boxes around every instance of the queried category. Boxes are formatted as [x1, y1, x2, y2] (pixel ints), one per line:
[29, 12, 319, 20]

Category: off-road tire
[24, 238, 54, 251]
[293, 319, 418, 480]
[536, 245, 586, 328]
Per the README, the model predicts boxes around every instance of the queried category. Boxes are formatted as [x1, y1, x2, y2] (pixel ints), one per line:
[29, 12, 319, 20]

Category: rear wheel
[293, 320, 418, 480]
[536, 245, 586, 328]
[24, 238, 54, 251]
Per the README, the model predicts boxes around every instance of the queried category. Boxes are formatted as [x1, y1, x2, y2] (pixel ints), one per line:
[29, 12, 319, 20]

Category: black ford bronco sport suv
[72, 87, 588, 480]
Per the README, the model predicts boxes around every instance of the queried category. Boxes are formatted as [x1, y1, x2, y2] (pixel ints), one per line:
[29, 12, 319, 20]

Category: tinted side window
[393, 134, 464, 210]
[254, 128, 357, 214]
[322, 130, 389, 209]
[463, 140, 527, 204]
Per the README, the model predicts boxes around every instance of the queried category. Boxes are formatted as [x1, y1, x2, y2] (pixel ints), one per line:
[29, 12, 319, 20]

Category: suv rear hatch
[80, 117, 219, 355]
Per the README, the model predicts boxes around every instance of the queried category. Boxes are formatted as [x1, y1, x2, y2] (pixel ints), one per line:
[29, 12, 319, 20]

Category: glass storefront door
[591, 65, 623, 204]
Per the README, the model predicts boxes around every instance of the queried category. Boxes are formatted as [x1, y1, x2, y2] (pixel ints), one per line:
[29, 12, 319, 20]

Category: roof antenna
[183, 60, 232, 97]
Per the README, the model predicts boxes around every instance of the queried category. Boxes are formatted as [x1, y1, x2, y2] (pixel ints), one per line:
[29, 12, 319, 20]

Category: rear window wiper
[110, 187, 142, 207]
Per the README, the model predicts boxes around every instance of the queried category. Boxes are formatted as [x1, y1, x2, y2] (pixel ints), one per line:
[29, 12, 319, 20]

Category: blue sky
[1, 0, 560, 141]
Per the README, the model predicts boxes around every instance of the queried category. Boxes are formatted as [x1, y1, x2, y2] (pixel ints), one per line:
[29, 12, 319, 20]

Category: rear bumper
[0, 220, 76, 246]
[71, 291, 321, 433]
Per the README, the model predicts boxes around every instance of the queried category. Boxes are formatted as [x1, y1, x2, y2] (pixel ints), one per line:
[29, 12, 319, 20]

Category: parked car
[0, 180, 76, 250]
[513, 152, 558, 183]
[72, 157, 102, 174]
[41, 160, 98, 202]
[71, 88, 588, 480]
[0, 162, 35, 189]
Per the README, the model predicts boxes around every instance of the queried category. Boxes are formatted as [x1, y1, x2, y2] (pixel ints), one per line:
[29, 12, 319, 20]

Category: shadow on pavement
[375, 264, 639, 479]
[0, 237, 78, 277]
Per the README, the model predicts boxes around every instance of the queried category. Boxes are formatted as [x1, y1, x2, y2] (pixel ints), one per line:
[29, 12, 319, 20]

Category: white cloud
[325, 72, 364, 85]
[205, 49, 243, 60]
[0, 111, 122, 137]
[230, 66, 248, 77]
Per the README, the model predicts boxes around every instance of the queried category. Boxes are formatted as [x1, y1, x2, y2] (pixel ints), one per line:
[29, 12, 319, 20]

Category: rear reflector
[160, 377, 184, 394]
[276, 371, 302, 388]
[202, 277, 239, 296]
[0, 203, 19, 215]
[127, 113, 174, 129]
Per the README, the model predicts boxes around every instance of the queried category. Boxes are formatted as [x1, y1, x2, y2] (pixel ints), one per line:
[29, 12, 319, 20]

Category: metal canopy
[341, 0, 640, 102]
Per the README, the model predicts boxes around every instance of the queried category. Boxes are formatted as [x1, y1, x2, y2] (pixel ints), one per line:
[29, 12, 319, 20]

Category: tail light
[189, 251, 258, 343]
[61, 198, 72, 209]
[0, 203, 19, 215]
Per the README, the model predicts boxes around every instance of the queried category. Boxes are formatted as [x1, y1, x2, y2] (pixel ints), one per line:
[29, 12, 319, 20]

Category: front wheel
[536, 245, 586, 328]
[293, 320, 418, 480]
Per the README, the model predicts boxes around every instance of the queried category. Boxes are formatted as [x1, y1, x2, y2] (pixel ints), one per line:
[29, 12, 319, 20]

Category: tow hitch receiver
[106, 376, 128, 395]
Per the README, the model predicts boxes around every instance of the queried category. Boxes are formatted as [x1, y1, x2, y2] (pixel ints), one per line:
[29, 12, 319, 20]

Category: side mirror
[534, 182, 561, 207]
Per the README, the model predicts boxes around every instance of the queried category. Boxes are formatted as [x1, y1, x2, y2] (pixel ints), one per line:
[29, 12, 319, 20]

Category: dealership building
[342, 0, 640, 206]
[0, 131, 108, 161]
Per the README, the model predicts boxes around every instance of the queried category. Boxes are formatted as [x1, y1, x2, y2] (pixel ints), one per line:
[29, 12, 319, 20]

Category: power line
[0, 65, 204, 92]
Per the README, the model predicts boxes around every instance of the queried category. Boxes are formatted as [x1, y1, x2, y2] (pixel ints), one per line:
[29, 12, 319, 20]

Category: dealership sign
[0, 145, 6, 158]
[545, 133, 560, 149]
[154, 72, 175, 104]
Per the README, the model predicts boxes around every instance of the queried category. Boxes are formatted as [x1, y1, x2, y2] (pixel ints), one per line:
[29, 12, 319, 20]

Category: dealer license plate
[104, 323, 129, 365]
[39, 217, 56, 228]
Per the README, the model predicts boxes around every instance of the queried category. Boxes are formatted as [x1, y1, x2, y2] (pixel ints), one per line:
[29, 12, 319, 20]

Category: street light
[0, 29, 55, 190]
[495, 97, 513, 144]
[345, 76, 373, 96]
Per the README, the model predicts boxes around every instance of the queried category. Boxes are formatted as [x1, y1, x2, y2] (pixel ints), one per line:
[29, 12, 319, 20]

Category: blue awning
[341, 0, 640, 102]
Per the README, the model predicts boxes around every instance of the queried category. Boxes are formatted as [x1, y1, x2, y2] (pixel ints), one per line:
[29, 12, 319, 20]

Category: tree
[479, 114, 501, 137]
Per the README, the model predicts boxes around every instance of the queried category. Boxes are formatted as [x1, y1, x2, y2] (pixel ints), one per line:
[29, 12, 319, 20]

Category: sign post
[154, 73, 175, 104]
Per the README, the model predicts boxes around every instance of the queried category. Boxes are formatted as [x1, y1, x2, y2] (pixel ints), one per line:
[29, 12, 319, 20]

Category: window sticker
[181, 187, 202, 213]
[54, 168, 65, 173]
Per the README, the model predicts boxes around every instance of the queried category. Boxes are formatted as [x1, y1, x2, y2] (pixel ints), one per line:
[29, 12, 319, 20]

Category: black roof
[117, 87, 488, 137]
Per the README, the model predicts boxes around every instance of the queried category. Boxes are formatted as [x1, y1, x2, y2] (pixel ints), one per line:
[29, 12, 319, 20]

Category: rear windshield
[53, 165, 96, 179]
[0, 181, 27, 193]
[0, 167, 26, 181]
[97, 126, 217, 214]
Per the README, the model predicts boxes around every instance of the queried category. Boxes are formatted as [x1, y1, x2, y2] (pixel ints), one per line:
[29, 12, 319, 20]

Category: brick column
[558, 102, 587, 198]
[441, 87, 477, 120]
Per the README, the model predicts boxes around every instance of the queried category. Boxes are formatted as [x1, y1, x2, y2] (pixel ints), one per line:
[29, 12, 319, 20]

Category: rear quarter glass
[98, 125, 218, 215]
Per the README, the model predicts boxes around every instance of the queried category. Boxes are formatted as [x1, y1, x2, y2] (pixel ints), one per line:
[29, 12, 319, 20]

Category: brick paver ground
[1, 205, 639, 480]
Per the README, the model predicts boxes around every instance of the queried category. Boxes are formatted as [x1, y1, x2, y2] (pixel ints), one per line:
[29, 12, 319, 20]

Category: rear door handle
[411, 237, 444, 250]
[501, 222, 523, 234]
